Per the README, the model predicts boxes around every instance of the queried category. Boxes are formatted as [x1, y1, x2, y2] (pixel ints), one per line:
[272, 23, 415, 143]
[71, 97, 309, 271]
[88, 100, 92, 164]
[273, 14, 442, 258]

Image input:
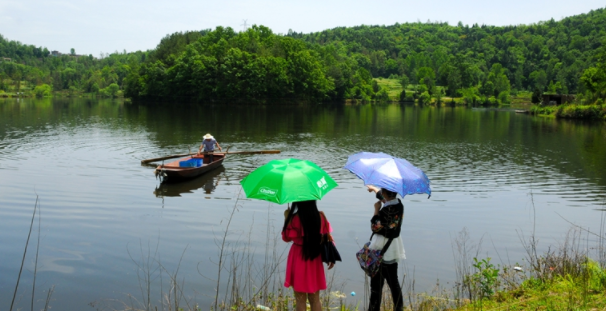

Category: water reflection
[153, 166, 225, 197]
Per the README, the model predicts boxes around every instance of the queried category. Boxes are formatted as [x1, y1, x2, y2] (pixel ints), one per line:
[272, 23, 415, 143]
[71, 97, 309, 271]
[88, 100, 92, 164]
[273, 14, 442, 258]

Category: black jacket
[370, 199, 404, 239]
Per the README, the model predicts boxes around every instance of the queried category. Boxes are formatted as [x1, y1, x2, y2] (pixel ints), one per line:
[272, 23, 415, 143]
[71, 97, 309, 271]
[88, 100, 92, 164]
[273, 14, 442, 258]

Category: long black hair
[282, 200, 322, 260]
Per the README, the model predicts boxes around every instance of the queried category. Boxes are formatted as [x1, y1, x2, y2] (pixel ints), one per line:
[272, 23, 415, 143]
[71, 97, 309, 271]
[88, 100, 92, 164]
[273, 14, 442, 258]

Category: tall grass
[117, 193, 295, 311]
[10, 195, 54, 311]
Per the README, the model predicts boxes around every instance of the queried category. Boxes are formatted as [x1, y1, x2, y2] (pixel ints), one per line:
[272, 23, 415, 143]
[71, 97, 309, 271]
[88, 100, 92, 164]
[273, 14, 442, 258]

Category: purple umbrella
[344, 152, 431, 198]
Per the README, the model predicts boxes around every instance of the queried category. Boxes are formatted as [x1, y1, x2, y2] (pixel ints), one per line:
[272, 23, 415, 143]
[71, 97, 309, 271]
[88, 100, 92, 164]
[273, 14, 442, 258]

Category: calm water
[1, 98, 605, 310]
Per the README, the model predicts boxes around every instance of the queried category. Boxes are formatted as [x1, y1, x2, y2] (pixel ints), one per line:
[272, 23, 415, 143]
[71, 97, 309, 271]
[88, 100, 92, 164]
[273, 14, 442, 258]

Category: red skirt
[284, 244, 326, 293]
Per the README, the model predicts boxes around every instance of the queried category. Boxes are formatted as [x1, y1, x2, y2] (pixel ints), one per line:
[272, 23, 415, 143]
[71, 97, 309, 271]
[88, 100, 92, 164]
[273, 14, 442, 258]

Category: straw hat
[203, 133, 214, 140]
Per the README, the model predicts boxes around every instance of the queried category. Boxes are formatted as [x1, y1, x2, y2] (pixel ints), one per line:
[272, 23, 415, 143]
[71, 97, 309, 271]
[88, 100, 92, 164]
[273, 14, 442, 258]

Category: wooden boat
[154, 152, 225, 183]
[154, 166, 225, 197]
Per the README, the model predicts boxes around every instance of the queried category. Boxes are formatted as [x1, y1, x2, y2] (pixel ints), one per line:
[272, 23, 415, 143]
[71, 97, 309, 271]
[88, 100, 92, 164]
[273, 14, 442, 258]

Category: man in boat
[198, 133, 222, 164]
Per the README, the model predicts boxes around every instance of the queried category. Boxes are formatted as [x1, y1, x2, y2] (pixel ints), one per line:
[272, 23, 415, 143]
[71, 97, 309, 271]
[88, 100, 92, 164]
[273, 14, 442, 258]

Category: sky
[1, 0, 604, 57]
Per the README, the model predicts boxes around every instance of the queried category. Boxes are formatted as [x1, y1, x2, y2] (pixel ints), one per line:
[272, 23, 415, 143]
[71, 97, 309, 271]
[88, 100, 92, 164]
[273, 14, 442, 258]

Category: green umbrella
[240, 158, 338, 204]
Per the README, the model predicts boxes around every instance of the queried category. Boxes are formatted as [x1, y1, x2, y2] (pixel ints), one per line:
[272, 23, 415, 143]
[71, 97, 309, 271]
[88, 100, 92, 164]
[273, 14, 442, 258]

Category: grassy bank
[373, 78, 524, 106]
[456, 262, 606, 310]
[530, 103, 606, 120]
[228, 228, 606, 311]
[510, 91, 532, 106]
[374, 77, 406, 100]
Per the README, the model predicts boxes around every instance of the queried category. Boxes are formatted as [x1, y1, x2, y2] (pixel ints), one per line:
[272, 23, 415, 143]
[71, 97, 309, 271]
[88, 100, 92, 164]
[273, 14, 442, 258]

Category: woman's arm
[371, 205, 402, 238]
[281, 230, 292, 242]
[370, 203, 385, 234]
[282, 208, 292, 242]
[373, 201, 381, 216]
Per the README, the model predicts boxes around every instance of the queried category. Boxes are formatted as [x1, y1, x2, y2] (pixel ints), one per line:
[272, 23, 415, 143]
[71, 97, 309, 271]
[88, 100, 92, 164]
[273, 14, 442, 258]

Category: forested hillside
[289, 7, 606, 99]
[0, 34, 146, 97]
[1, 7, 605, 104]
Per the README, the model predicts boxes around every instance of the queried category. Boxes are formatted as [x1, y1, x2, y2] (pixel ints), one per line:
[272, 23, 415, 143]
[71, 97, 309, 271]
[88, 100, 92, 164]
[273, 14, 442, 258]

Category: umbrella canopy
[240, 158, 338, 204]
[344, 152, 431, 198]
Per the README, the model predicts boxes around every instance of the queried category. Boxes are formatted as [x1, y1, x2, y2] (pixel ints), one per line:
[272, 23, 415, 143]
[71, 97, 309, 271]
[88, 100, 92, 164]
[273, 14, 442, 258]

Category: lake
[1, 98, 605, 310]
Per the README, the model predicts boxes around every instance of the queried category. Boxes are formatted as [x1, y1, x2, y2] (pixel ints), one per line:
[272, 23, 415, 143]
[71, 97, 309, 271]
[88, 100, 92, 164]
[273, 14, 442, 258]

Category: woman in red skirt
[282, 200, 335, 311]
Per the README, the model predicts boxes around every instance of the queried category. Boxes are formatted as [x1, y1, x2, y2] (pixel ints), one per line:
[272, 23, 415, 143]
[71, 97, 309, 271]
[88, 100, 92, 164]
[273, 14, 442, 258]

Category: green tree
[531, 88, 542, 104]
[529, 70, 548, 91]
[417, 91, 431, 104]
[484, 63, 510, 97]
[580, 40, 606, 101]
[417, 67, 436, 84]
[91, 82, 100, 94]
[460, 86, 481, 104]
[399, 89, 409, 101]
[399, 74, 410, 89]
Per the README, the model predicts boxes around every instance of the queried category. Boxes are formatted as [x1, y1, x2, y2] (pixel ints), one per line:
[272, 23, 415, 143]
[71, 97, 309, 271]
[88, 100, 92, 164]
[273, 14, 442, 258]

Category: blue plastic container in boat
[179, 158, 202, 167]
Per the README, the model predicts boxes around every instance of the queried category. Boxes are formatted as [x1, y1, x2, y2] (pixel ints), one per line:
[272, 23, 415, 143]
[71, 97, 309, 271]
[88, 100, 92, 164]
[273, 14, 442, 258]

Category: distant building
[0, 57, 12, 62]
[541, 94, 575, 105]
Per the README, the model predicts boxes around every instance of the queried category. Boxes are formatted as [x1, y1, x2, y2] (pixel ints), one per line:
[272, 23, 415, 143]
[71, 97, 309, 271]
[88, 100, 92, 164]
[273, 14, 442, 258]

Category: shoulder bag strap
[367, 232, 394, 255]
[379, 237, 395, 256]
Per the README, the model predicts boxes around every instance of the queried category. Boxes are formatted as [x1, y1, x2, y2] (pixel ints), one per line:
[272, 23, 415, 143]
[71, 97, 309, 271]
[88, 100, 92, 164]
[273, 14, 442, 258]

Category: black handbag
[320, 213, 341, 263]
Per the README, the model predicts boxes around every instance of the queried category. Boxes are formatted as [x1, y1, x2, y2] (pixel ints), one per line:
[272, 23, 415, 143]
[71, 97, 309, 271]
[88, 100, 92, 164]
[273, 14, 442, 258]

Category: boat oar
[221, 150, 281, 155]
[141, 150, 281, 164]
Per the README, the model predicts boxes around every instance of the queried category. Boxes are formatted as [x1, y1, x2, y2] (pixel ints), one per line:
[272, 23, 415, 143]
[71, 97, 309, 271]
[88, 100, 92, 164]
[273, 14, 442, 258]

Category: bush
[460, 87, 480, 104]
[417, 91, 431, 104]
[33, 84, 52, 97]
[552, 104, 606, 120]
[99, 83, 120, 98]
[90, 82, 100, 93]
[374, 88, 391, 101]
[530, 105, 556, 115]
[498, 91, 510, 104]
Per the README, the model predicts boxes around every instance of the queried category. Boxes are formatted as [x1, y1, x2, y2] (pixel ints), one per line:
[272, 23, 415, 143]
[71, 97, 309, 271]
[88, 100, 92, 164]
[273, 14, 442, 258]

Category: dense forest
[124, 26, 378, 102]
[1, 7, 605, 104]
